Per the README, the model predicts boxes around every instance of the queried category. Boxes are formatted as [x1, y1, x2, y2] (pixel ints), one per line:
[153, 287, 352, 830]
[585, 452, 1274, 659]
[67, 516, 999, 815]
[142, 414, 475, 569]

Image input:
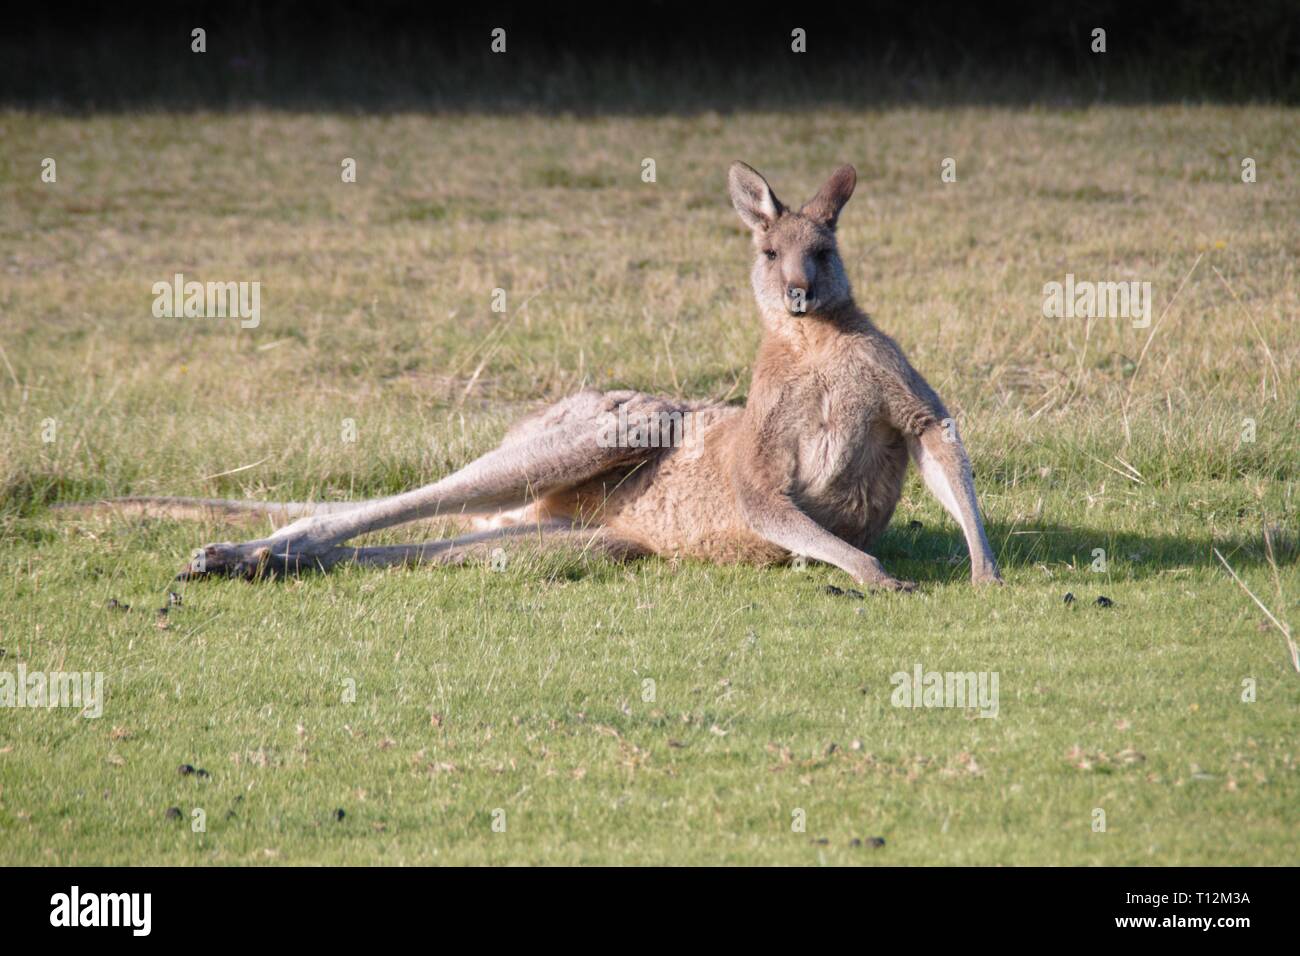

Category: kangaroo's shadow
[876, 519, 1296, 585]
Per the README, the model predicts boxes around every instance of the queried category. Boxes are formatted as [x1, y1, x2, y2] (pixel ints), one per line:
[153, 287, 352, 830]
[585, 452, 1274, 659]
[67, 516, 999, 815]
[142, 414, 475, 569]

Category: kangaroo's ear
[801, 164, 857, 229]
[728, 161, 784, 232]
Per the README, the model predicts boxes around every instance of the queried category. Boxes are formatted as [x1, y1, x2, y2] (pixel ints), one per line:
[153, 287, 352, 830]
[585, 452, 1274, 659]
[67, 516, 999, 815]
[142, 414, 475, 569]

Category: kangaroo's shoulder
[840, 318, 950, 432]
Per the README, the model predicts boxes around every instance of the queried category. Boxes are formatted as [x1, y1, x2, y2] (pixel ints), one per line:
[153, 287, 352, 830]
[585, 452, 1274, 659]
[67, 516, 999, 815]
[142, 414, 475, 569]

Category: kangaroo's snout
[783, 261, 810, 293]
[784, 263, 814, 313]
[784, 283, 810, 314]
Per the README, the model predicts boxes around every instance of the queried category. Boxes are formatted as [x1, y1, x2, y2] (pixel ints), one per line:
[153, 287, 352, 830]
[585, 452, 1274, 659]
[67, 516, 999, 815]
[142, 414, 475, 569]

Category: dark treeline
[5, 0, 1297, 112]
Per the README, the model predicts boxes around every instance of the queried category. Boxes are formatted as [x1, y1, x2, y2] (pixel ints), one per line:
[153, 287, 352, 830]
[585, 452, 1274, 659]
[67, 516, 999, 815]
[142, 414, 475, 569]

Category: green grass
[0, 106, 1296, 865]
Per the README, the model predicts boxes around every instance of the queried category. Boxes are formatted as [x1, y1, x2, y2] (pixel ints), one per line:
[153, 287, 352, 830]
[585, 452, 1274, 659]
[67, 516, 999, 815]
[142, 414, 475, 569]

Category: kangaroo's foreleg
[907, 424, 1002, 584]
[731, 437, 916, 592]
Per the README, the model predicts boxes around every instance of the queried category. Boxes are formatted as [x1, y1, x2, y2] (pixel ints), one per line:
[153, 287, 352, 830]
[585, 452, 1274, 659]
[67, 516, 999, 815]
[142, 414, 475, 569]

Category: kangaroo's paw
[853, 574, 917, 593]
[874, 576, 918, 593]
[855, 558, 918, 594]
[178, 539, 324, 581]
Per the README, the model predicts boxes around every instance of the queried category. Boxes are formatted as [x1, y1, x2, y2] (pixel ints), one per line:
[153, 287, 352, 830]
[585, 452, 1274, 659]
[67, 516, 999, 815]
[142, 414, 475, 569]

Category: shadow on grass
[878, 520, 1296, 584]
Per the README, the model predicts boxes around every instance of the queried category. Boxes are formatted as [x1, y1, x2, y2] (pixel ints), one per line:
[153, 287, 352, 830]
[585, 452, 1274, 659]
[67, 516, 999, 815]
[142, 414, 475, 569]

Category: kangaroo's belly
[794, 418, 909, 550]
[542, 403, 908, 562]
[565, 410, 786, 563]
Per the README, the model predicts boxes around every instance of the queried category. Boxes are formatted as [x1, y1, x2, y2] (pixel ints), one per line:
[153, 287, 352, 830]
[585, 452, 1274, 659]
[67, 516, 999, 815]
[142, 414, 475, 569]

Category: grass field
[0, 106, 1297, 865]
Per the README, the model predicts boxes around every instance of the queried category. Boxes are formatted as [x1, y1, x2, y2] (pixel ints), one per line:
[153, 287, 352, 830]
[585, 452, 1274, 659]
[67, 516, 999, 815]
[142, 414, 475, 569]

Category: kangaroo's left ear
[728, 161, 784, 233]
[801, 165, 857, 229]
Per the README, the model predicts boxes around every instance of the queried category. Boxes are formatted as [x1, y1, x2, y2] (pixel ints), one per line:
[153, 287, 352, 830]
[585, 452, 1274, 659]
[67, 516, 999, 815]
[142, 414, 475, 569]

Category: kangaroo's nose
[785, 283, 806, 299]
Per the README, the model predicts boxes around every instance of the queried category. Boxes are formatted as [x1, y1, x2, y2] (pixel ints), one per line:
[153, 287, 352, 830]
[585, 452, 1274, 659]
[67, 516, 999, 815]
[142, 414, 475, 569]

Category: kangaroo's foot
[179, 524, 640, 582]
[178, 536, 333, 581]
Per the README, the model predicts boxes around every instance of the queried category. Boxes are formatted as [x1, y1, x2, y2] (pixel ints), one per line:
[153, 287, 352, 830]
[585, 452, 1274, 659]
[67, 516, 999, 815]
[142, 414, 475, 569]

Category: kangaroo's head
[728, 161, 857, 322]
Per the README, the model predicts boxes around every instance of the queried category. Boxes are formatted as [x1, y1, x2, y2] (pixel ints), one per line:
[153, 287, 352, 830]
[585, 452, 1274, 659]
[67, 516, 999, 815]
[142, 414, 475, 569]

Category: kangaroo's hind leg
[181, 389, 674, 579]
[266, 524, 647, 576]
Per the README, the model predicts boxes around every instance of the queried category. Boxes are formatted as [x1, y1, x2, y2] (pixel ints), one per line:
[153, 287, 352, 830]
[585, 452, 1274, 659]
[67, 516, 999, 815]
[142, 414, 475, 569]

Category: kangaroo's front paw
[853, 556, 917, 594]
[972, 566, 1004, 586]
[876, 576, 918, 593]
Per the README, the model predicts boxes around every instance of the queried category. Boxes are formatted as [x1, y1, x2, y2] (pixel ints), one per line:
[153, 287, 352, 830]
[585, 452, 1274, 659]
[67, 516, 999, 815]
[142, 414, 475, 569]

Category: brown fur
[531, 163, 997, 590]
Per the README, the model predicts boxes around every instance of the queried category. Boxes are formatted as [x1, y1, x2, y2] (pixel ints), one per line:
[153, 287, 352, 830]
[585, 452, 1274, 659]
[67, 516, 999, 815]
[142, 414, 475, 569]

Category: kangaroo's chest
[791, 378, 908, 543]
[793, 378, 883, 485]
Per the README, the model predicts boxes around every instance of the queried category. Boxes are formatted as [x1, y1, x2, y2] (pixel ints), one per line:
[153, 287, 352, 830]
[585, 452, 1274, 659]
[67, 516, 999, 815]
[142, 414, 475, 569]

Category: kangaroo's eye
[763, 249, 777, 261]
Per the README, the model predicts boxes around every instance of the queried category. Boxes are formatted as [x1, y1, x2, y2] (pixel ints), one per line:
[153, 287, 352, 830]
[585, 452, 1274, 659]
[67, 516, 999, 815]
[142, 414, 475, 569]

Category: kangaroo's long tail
[53, 496, 360, 525]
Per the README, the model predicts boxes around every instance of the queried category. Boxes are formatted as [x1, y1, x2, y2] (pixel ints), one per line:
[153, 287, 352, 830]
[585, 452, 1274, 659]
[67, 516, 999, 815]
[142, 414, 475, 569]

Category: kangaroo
[107, 162, 1001, 588]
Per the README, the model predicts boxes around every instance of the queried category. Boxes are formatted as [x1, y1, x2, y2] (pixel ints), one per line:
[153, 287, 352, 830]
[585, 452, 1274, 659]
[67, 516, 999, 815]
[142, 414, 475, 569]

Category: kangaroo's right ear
[728, 161, 784, 232]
